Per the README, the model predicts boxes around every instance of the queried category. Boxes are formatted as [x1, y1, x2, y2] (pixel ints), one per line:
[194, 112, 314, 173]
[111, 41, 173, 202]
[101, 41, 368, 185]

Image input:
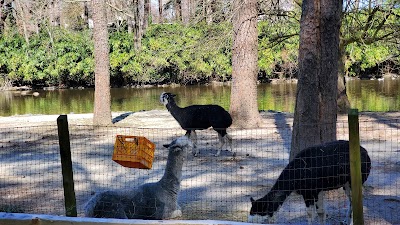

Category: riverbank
[3, 73, 400, 92]
[1, 110, 400, 127]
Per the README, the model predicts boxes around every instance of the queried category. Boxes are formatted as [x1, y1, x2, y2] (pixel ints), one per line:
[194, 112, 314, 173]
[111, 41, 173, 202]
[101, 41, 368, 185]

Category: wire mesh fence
[0, 112, 399, 224]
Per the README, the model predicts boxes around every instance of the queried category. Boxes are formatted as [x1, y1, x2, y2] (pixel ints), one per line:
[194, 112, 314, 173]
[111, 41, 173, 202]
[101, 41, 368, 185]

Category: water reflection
[347, 78, 400, 112]
[0, 78, 399, 116]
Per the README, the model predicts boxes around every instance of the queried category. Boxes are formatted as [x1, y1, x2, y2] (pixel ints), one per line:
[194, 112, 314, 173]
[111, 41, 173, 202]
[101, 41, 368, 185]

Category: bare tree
[92, 0, 112, 126]
[230, 0, 262, 128]
[0, 0, 6, 33]
[181, 0, 190, 24]
[200, 0, 213, 23]
[158, 0, 163, 23]
[202, 0, 206, 20]
[174, 0, 181, 22]
[143, 0, 150, 30]
[13, 0, 32, 43]
[126, 0, 134, 32]
[206, 0, 214, 24]
[133, 0, 144, 50]
[290, 0, 342, 159]
[189, 0, 194, 20]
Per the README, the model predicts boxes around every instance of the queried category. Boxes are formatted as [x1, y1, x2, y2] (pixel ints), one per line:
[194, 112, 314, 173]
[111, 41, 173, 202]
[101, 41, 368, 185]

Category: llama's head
[163, 135, 194, 153]
[160, 92, 176, 106]
[248, 197, 276, 224]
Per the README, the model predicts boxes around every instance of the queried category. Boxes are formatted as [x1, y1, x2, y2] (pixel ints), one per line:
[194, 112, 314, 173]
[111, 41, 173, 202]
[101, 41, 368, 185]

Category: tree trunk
[0, 0, 5, 34]
[206, 0, 213, 24]
[290, 0, 341, 160]
[337, 43, 351, 113]
[158, 0, 163, 23]
[127, 0, 133, 33]
[133, 0, 144, 50]
[181, 0, 190, 24]
[84, 1, 94, 29]
[174, 0, 181, 22]
[230, 0, 262, 128]
[14, 0, 30, 44]
[143, 0, 150, 30]
[92, 0, 112, 126]
[202, 0, 206, 21]
[189, 0, 195, 20]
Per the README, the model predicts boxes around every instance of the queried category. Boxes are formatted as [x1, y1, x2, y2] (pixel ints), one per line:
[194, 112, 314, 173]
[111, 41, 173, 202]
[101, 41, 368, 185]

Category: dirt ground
[1, 110, 400, 224]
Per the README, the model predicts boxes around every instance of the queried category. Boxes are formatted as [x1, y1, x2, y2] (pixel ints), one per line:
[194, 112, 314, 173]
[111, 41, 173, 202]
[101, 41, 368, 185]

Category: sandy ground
[0, 110, 400, 224]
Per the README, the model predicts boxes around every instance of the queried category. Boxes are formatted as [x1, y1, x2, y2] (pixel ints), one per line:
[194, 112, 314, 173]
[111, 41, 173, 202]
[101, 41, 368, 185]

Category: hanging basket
[112, 135, 155, 169]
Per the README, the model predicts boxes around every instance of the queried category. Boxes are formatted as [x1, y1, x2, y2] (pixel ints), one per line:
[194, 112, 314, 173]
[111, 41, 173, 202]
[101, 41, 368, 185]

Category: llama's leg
[168, 201, 182, 219]
[216, 129, 232, 156]
[269, 214, 277, 224]
[216, 132, 224, 156]
[188, 130, 199, 156]
[192, 130, 198, 155]
[306, 204, 316, 225]
[185, 131, 194, 155]
[344, 182, 353, 225]
[225, 133, 233, 152]
[169, 209, 182, 219]
[304, 197, 316, 225]
[222, 134, 234, 156]
[316, 192, 326, 225]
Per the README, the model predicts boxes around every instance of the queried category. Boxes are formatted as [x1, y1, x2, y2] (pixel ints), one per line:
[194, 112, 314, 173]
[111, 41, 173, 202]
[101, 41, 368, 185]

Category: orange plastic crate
[112, 135, 155, 169]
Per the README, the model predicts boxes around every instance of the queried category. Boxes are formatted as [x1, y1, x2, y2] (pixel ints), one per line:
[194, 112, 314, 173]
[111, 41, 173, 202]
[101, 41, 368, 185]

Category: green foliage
[342, 4, 400, 77]
[258, 18, 300, 79]
[49, 29, 94, 85]
[0, 30, 25, 82]
[0, 29, 93, 86]
[346, 42, 392, 76]
[0, 16, 398, 87]
[108, 23, 233, 85]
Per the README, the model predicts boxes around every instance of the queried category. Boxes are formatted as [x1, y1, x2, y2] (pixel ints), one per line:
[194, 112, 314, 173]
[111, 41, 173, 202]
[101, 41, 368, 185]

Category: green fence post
[57, 115, 77, 217]
[348, 109, 364, 225]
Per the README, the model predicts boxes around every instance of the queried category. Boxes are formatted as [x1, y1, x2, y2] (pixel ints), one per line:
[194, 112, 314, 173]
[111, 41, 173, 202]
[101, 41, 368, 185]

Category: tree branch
[268, 33, 298, 48]
[364, 31, 396, 45]
[105, 0, 134, 18]
[362, 6, 380, 34]
[372, 9, 391, 39]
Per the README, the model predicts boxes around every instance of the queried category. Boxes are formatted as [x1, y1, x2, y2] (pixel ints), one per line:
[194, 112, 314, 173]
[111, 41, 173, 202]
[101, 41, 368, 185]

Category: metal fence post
[348, 109, 364, 225]
[57, 115, 77, 217]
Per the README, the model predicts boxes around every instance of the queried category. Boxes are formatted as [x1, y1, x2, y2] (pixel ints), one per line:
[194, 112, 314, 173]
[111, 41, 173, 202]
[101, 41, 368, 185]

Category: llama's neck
[166, 101, 184, 124]
[261, 185, 293, 215]
[159, 151, 185, 194]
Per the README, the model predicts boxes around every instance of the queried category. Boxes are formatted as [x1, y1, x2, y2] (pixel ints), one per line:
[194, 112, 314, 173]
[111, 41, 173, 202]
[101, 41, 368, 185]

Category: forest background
[0, 0, 399, 89]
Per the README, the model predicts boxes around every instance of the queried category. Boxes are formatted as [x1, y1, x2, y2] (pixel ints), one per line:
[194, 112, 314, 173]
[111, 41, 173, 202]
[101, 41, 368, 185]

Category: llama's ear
[250, 197, 255, 203]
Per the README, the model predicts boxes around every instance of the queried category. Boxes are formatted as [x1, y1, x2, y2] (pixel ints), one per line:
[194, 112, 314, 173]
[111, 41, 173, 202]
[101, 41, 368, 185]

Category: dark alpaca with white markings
[248, 140, 371, 225]
[160, 92, 233, 156]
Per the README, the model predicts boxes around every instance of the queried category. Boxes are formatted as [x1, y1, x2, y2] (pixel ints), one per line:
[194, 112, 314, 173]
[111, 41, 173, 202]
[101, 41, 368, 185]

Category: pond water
[0, 78, 399, 116]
